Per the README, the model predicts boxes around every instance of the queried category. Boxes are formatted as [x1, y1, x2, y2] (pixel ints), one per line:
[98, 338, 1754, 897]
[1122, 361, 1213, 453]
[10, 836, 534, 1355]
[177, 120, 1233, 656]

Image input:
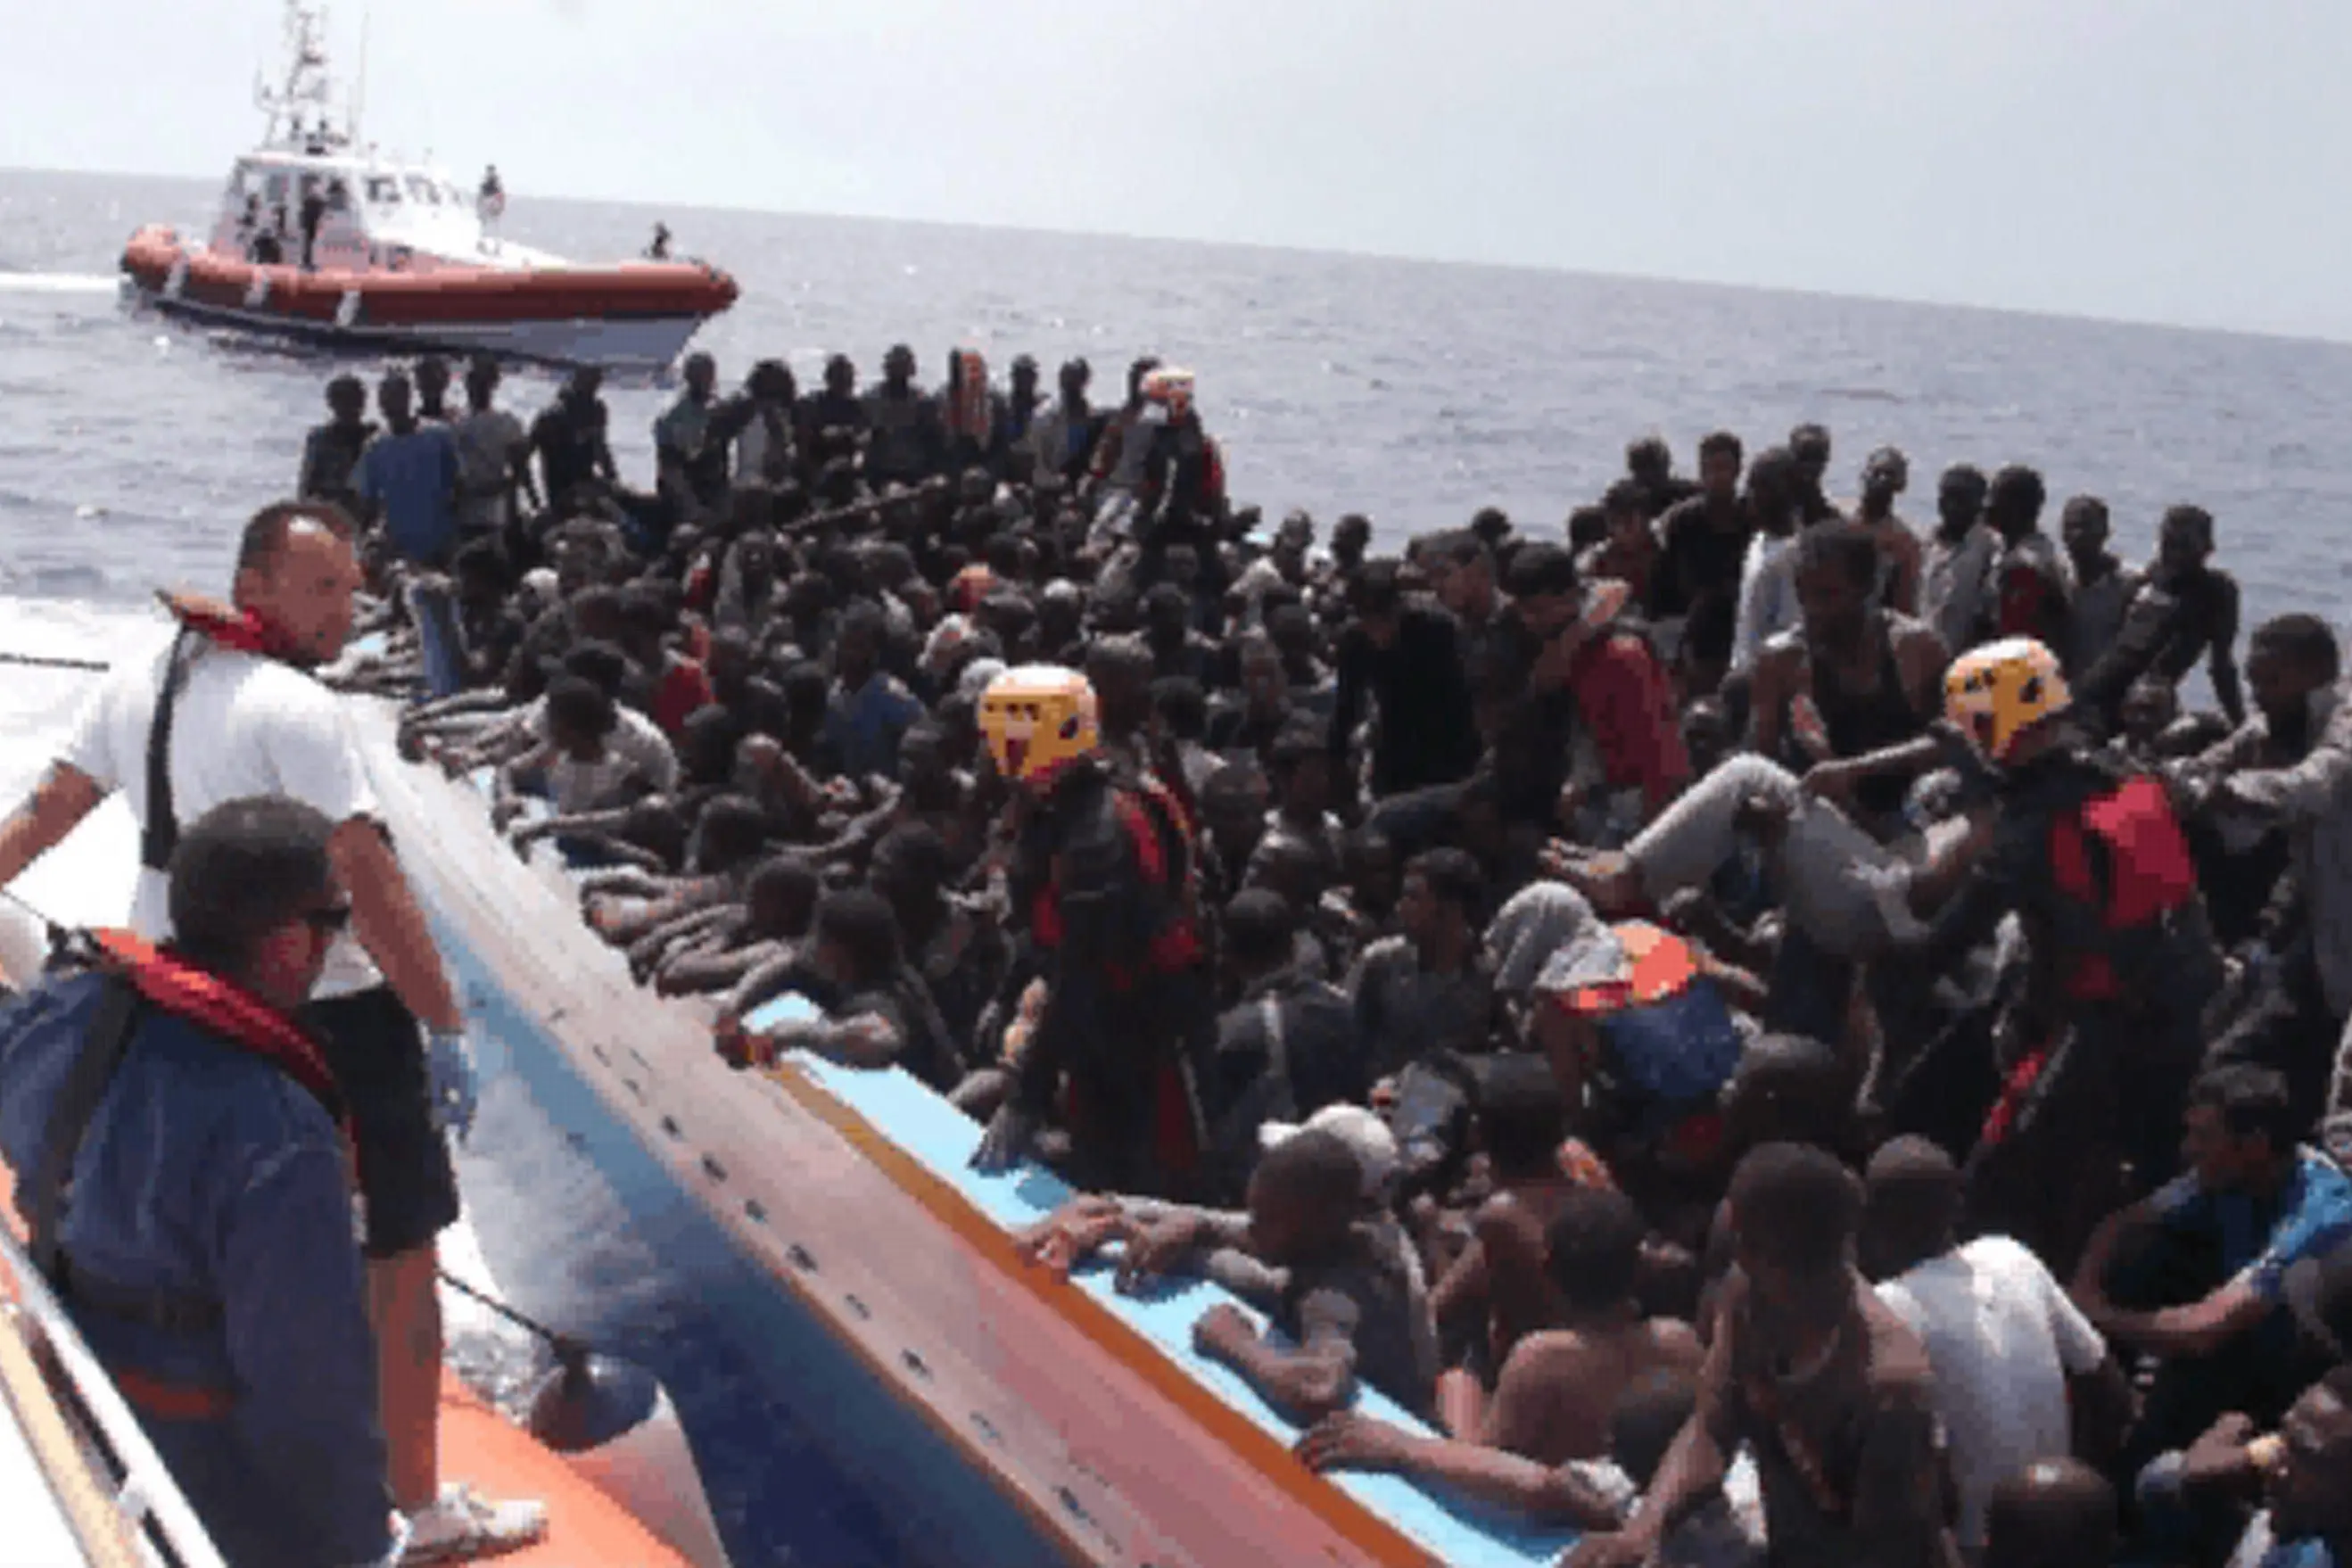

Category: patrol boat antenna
[252, 0, 353, 153]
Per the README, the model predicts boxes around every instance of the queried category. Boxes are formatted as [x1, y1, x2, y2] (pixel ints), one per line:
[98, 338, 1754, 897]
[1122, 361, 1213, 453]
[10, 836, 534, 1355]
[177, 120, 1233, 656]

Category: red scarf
[90, 928, 351, 1145]
[158, 589, 307, 664]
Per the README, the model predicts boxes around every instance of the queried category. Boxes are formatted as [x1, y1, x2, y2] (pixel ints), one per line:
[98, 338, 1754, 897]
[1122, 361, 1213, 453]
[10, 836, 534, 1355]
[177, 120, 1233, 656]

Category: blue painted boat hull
[362, 705, 1577, 1568]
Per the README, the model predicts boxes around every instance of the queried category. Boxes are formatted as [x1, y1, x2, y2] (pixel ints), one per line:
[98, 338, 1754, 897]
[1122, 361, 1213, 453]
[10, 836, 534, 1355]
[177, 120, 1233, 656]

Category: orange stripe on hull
[763, 1063, 1441, 1568]
[120, 226, 737, 326]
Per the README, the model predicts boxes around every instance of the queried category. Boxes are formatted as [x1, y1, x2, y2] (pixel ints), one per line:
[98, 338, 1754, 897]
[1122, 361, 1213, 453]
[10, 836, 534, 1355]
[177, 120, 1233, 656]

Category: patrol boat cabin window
[367, 174, 403, 207]
[405, 175, 442, 205]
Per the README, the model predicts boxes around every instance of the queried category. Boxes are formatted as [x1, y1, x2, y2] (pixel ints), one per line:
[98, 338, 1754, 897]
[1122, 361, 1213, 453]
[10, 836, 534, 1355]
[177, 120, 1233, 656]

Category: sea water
[9, 162, 2352, 1564]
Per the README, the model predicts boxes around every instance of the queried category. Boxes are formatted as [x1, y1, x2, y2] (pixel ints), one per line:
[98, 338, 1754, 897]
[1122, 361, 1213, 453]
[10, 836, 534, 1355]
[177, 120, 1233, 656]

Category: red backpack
[2046, 772, 2199, 1000]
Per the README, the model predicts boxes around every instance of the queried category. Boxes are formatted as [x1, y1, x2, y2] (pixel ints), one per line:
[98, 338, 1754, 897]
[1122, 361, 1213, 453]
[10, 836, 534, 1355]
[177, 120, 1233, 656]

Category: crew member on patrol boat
[0, 499, 543, 1561]
[970, 664, 1218, 1199]
[0, 796, 393, 1568]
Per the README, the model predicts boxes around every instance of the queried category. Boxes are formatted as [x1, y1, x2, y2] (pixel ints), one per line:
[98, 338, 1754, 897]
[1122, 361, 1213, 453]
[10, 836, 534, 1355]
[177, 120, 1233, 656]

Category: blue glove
[425, 1027, 481, 1143]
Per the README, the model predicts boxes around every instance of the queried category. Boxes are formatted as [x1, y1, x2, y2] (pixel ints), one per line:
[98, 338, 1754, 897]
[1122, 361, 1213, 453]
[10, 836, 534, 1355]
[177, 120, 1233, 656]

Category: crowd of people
[152, 337, 2352, 1567]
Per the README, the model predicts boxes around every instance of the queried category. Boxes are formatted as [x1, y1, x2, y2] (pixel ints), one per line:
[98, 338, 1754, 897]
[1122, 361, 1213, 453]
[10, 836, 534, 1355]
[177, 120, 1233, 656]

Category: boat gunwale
[359, 703, 1453, 1568]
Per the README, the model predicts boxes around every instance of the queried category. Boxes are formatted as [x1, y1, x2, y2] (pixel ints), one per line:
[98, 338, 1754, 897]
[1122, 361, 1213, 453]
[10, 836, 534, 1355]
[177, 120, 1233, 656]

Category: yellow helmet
[979, 664, 1101, 787]
[1944, 636, 2069, 763]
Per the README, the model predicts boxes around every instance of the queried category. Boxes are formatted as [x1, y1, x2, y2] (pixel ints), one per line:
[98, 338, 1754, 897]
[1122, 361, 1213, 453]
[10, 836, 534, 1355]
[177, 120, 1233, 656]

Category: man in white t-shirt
[1861, 1136, 2128, 1560]
[0, 499, 542, 1561]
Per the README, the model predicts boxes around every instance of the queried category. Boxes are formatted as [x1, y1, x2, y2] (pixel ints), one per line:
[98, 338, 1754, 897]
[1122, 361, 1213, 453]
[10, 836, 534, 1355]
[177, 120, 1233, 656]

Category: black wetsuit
[1005, 763, 1216, 1199]
[1925, 745, 2223, 1253]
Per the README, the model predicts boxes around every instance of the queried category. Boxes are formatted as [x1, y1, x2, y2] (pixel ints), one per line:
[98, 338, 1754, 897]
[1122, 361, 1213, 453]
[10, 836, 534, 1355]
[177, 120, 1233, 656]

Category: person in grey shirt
[1921, 463, 1998, 658]
[2060, 495, 2142, 681]
[1345, 847, 1498, 1078]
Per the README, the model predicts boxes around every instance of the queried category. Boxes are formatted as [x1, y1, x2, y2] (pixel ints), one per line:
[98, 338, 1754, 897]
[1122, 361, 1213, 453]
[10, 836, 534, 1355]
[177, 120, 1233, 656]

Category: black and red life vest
[1025, 768, 1205, 990]
[2042, 770, 2199, 1002]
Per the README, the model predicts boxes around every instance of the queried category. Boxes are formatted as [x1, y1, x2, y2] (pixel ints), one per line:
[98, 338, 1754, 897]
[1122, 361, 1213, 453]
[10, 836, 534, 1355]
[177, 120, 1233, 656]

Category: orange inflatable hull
[118, 224, 735, 368]
[439, 1371, 695, 1568]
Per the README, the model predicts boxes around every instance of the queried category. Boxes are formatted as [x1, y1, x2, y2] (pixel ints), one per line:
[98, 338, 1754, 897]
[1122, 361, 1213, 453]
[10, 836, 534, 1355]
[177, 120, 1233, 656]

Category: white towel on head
[1484, 879, 1605, 998]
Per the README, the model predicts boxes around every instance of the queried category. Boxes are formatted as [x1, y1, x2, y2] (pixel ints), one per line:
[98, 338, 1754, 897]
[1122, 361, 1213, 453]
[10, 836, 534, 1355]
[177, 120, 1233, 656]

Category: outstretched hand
[1294, 1410, 1413, 1474]
[1014, 1196, 1128, 1278]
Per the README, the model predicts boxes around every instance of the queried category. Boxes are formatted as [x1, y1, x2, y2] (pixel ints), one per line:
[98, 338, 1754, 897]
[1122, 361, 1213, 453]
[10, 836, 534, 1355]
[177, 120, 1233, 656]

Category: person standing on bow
[970, 664, 1219, 1200]
[0, 797, 398, 1567]
[0, 499, 544, 1562]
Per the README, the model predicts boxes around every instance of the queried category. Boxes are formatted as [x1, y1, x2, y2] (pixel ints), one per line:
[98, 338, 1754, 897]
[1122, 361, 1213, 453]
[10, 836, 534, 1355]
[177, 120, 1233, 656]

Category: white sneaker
[400, 1482, 549, 1564]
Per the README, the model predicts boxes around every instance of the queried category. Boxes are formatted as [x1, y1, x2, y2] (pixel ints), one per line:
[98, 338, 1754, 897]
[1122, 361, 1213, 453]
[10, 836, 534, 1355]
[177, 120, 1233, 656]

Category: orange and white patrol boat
[119, 3, 736, 370]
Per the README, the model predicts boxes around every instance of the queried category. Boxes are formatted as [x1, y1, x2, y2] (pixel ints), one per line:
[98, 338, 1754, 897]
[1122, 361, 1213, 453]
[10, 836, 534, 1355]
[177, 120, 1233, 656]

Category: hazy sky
[12, 0, 2348, 338]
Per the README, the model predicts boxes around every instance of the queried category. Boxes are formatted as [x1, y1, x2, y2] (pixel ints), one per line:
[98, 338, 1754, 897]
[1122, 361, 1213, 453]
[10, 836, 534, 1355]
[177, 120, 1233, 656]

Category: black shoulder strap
[26, 976, 147, 1282]
[140, 629, 201, 873]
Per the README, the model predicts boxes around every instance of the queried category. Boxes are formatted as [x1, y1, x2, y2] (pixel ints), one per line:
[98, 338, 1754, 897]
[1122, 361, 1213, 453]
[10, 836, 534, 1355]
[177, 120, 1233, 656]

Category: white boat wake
[0, 273, 120, 295]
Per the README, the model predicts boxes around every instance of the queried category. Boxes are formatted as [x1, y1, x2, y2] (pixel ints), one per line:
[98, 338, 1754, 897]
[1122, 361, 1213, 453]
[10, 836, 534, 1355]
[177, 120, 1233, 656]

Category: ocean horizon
[4, 162, 2348, 698]
[9, 161, 2347, 352]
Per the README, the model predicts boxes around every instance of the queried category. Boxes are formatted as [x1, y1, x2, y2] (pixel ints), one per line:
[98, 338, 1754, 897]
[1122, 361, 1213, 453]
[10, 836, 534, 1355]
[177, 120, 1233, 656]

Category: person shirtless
[1299, 1186, 1701, 1480]
[1568, 1143, 1960, 1568]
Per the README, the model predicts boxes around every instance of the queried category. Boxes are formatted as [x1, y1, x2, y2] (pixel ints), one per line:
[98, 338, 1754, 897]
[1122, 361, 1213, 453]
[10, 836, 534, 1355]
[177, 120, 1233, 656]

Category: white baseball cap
[1259, 1103, 1399, 1201]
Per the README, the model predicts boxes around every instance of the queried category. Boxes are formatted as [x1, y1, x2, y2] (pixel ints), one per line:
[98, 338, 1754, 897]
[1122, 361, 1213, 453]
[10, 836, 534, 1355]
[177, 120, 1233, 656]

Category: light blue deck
[791, 1052, 1581, 1568]
[383, 615, 1580, 1565]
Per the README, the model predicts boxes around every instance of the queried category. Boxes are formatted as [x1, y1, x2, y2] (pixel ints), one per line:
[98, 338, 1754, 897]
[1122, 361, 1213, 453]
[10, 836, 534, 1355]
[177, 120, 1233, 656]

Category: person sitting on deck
[713, 886, 963, 1090]
[1303, 1183, 1703, 1474]
[653, 854, 820, 999]
[491, 676, 680, 863]
[1021, 1125, 1440, 1423]
[558, 793, 777, 944]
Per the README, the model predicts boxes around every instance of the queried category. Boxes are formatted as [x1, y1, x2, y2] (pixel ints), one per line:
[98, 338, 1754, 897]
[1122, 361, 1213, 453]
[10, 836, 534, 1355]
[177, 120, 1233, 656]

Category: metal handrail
[0, 1224, 227, 1568]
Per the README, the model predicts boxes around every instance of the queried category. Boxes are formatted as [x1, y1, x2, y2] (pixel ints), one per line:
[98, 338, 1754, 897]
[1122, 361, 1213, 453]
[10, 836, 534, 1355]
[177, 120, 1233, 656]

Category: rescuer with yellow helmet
[1943, 635, 2071, 767]
[1875, 636, 2222, 1260]
[972, 664, 1216, 1197]
[977, 664, 1101, 793]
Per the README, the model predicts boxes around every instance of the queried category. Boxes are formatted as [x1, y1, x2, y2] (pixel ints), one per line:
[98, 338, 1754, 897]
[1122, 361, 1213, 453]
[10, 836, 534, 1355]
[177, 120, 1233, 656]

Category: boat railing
[0, 1223, 227, 1568]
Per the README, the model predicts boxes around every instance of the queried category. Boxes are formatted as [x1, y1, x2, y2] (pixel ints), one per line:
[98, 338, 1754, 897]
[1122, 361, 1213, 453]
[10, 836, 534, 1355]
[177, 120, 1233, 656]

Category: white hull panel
[129, 287, 713, 370]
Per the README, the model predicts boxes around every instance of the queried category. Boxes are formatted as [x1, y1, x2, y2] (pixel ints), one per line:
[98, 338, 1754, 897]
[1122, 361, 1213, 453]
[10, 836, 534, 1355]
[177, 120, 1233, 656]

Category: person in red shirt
[1508, 544, 1690, 832]
[616, 584, 714, 741]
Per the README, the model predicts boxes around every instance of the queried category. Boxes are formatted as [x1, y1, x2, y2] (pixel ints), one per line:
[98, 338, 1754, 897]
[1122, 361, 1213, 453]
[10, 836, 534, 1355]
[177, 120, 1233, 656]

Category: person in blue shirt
[355, 368, 462, 570]
[0, 795, 395, 1567]
[2074, 1064, 2352, 1465]
[820, 604, 923, 782]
